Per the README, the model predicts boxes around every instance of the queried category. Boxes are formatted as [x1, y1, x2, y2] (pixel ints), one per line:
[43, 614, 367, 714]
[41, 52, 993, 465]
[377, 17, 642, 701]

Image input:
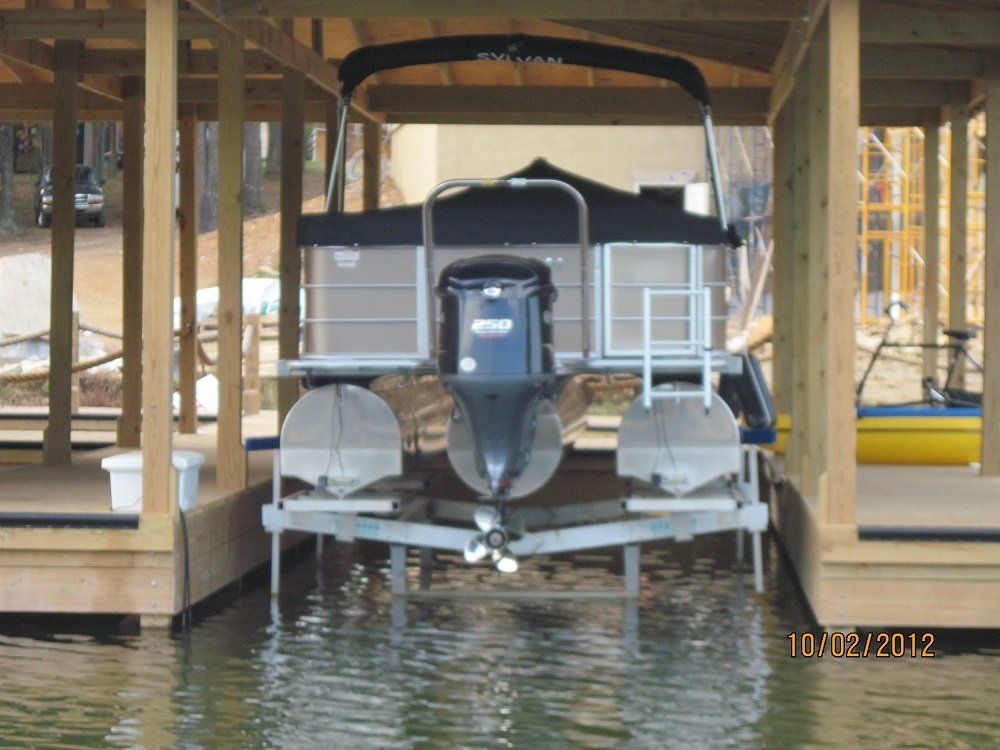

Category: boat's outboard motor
[437, 255, 557, 499]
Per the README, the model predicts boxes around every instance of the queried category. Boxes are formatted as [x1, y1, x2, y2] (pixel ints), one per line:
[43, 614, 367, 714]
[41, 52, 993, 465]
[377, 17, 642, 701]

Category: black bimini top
[338, 34, 710, 107]
[298, 159, 732, 248]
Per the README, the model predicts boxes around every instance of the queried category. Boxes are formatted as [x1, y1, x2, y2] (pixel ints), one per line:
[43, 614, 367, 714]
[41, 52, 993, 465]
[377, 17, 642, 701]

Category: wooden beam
[0, 39, 53, 72]
[805, 0, 858, 526]
[860, 80, 956, 107]
[186, 0, 380, 122]
[562, 20, 775, 72]
[982, 75, 1000, 474]
[860, 47, 987, 81]
[178, 108, 199, 435]
[0, 107, 122, 121]
[141, 0, 178, 516]
[42, 41, 78, 467]
[362, 120, 380, 211]
[216, 28, 247, 490]
[769, 0, 830, 119]
[0, 83, 112, 112]
[787, 70, 812, 480]
[378, 110, 771, 126]
[221, 0, 804, 21]
[770, 98, 794, 412]
[949, 92, 970, 388]
[367, 85, 771, 121]
[277, 69, 304, 425]
[861, 8, 1000, 46]
[860, 106, 941, 127]
[923, 112, 942, 381]
[0, 9, 215, 40]
[78, 47, 282, 76]
[117, 77, 143, 449]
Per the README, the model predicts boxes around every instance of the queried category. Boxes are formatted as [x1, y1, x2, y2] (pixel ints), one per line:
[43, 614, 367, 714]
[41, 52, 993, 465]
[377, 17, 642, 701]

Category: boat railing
[642, 286, 713, 412]
[422, 178, 591, 358]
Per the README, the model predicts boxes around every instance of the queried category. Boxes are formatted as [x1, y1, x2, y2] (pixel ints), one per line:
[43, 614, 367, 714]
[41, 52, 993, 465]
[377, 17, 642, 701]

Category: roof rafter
[558, 20, 777, 71]
[219, 0, 804, 22]
[185, 0, 380, 121]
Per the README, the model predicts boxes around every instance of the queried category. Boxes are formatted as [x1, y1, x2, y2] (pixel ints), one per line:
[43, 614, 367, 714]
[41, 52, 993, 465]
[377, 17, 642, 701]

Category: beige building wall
[390, 124, 707, 203]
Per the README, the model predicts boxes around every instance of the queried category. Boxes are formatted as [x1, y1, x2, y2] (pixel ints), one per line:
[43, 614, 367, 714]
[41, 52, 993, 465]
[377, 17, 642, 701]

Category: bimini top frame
[325, 34, 730, 230]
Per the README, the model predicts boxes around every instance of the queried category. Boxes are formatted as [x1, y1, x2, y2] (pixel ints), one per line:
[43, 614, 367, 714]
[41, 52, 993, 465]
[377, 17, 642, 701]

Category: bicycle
[856, 301, 983, 407]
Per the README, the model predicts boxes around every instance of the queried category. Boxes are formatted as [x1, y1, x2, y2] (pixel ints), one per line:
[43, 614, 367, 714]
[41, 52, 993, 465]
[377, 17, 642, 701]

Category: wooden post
[43, 41, 78, 467]
[243, 313, 261, 415]
[787, 73, 812, 481]
[770, 100, 794, 412]
[982, 76, 1000, 475]
[804, 0, 858, 525]
[949, 93, 970, 387]
[362, 121, 380, 211]
[178, 107, 199, 434]
[922, 111, 942, 380]
[216, 28, 247, 490]
[118, 77, 144, 448]
[141, 0, 178, 516]
[70, 310, 80, 414]
[278, 69, 304, 425]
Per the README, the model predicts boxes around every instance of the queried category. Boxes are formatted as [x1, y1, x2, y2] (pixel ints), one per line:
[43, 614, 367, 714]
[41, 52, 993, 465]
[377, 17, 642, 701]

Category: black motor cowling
[436, 255, 557, 497]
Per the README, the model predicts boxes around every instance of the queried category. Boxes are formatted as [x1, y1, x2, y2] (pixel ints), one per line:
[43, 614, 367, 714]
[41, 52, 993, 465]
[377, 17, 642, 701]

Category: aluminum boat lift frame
[263, 443, 767, 596]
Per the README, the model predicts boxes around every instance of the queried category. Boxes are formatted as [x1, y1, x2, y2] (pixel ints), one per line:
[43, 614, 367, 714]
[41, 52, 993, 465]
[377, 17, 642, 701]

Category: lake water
[1, 528, 998, 748]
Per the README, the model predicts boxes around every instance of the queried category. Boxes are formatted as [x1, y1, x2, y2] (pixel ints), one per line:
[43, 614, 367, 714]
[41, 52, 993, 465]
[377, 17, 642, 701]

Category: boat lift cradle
[263, 34, 769, 596]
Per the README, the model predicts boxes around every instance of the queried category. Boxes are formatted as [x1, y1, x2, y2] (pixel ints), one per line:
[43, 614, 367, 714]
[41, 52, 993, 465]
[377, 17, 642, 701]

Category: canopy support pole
[702, 107, 729, 231]
[324, 95, 350, 212]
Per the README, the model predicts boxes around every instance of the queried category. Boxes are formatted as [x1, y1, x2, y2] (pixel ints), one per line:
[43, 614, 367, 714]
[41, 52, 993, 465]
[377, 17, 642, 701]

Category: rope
[79, 321, 123, 339]
[0, 329, 49, 347]
[0, 348, 124, 384]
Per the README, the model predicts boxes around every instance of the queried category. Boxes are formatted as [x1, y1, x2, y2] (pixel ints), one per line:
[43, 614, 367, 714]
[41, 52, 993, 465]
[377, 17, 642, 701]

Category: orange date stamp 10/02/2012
[787, 631, 937, 658]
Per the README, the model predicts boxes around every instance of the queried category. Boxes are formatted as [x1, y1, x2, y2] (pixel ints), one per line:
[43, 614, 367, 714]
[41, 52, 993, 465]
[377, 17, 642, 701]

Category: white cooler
[101, 450, 205, 512]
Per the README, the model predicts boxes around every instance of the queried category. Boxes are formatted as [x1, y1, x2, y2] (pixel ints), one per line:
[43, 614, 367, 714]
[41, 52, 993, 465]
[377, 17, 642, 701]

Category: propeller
[464, 505, 519, 573]
[464, 536, 489, 563]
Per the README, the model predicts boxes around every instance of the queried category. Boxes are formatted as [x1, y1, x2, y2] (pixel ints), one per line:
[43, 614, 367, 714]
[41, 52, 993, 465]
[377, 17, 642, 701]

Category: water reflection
[0, 534, 998, 748]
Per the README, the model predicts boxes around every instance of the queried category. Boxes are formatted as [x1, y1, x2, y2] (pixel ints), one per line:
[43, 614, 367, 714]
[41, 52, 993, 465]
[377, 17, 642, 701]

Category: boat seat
[943, 327, 975, 341]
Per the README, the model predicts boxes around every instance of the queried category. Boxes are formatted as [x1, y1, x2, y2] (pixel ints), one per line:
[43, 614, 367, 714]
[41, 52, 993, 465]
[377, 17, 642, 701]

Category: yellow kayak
[768, 406, 982, 465]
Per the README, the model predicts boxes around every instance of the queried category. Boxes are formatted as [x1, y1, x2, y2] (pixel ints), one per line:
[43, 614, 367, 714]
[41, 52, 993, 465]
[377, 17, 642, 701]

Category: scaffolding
[857, 116, 987, 325]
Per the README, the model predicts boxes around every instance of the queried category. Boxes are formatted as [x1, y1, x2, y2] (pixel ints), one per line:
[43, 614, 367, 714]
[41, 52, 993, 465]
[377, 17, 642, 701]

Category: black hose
[178, 508, 192, 632]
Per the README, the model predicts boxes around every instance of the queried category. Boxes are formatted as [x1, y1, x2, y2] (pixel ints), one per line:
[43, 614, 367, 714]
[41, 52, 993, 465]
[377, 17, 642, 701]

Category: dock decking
[774, 464, 1000, 629]
[0, 413, 281, 625]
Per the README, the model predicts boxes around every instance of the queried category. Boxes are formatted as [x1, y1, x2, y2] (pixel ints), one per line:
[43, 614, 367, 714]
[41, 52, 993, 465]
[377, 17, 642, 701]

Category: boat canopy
[338, 34, 710, 106]
[298, 159, 734, 248]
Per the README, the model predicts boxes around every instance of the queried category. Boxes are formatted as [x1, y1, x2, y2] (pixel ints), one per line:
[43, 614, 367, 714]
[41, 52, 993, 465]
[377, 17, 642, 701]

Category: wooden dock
[0, 413, 280, 627]
[773, 463, 1000, 629]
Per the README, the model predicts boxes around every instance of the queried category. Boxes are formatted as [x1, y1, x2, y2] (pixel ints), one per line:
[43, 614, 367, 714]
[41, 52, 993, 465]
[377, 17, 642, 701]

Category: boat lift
[263, 441, 767, 596]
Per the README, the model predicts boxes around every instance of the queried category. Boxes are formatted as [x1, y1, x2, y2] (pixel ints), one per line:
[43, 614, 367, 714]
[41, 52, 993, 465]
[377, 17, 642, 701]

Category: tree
[243, 122, 264, 212]
[35, 122, 51, 173]
[265, 122, 281, 176]
[89, 122, 103, 184]
[198, 122, 218, 233]
[0, 123, 17, 233]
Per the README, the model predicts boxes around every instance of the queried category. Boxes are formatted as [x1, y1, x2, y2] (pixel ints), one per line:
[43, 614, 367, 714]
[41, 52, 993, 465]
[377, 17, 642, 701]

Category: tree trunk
[36, 122, 52, 173]
[265, 122, 281, 176]
[106, 122, 118, 177]
[0, 123, 16, 233]
[198, 122, 218, 233]
[243, 122, 264, 212]
[90, 122, 103, 183]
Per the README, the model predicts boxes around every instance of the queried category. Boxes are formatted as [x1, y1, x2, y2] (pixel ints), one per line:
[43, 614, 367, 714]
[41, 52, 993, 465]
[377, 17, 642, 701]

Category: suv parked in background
[34, 165, 106, 228]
